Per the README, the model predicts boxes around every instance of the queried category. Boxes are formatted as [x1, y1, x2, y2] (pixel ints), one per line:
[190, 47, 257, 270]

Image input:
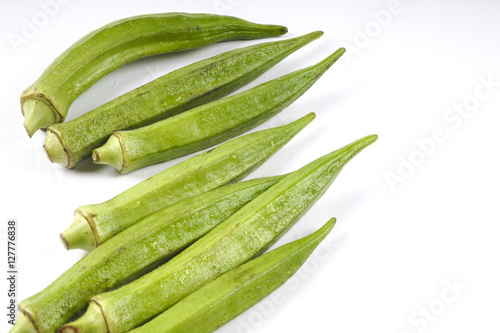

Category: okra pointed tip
[292, 112, 316, 127]
[248, 22, 287, 36]
[92, 134, 125, 172]
[306, 30, 324, 40]
[360, 134, 378, 146]
[268, 24, 287, 35]
[309, 217, 337, 242]
[278, 25, 288, 34]
[323, 217, 337, 232]
[306, 111, 317, 120]
[44, 129, 71, 167]
[334, 134, 378, 165]
[22, 99, 58, 137]
[327, 216, 337, 225]
[276, 113, 316, 141]
[61, 213, 96, 251]
[349, 134, 378, 149]
[308, 47, 346, 76]
[328, 47, 346, 62]
[58, 301, 107, 333]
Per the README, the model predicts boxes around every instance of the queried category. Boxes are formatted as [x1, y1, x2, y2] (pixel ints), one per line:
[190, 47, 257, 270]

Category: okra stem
[59, 301, 107, 333]
[8, 312, 36, 333]
[60, 213, 96, 250]
[43, 129, 67, 165]
[89, 135, 123, 172]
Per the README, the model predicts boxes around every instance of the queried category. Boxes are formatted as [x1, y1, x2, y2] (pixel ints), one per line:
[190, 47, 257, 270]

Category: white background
[1, 0, 499, 332]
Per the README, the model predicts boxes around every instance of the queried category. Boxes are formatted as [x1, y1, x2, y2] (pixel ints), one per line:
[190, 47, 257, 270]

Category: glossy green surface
[43, 32, 321, 167]
[21, 13, 287, 136]
[61, 114, 314, 251]
[64, 134, 377, 333]
[130, 218, 336, 333]
[94, 48, 345, 173]
[14, 176, 283, 333]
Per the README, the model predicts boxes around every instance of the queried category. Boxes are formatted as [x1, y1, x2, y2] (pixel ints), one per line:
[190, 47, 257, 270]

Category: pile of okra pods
[14, 13, 377, 333]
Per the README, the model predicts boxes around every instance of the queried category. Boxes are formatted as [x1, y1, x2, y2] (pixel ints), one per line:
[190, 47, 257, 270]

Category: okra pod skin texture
[61, 114, 315, 251]
[43, 32, 322, 168]
[12, 176, 283, 333]
[21, 13, 288, 137]
[130, 218, 336, 333]
[94, 47, 345, 173]
[62, 134, 377, 333]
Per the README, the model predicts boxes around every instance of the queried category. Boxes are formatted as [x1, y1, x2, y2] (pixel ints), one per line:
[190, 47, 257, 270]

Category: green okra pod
[61, 113, 315, 251]
[11, 176, 284, 333]
[93, 48, 346, 173]
[61, 134, 377, 333]
[43, 31, 322, 167]
[21, 13, 288, 137]
[129, 218, 336, 333]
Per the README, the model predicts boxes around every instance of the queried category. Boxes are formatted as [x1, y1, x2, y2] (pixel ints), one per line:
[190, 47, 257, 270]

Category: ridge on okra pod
[129, 218, 336, 333]
[60, 113, 316, 251]
[93, 47, 346, 174]
[60, 134, 377, 333]
[21, 13, 288, 137]
[11, 175, 286, 333]
[43, 31, 323, 168]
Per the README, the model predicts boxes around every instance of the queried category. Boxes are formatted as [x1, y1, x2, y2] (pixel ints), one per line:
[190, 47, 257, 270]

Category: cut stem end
[8, 311, 37, 333]
[44, 129, 70, 167]
[58, 301, 108, 333]
[92, 135, 125, 173]
[60, 212, 96, 251]
[22, 99, 58, 137]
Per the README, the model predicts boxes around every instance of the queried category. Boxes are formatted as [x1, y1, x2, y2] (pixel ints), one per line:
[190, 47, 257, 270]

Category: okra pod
[11, 176, 284, 333]
[61, 113, 315, 251]
[61, 134, 377, 333]
[93, 48, 345, 173]
[43, 32, 322, 168]
[21, 13, 287, 137]
[129, 218, 336, 333]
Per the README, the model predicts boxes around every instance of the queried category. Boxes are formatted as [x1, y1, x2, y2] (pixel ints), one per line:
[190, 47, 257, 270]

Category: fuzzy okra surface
[22, 13, 288, 137]
[61, 134, 377, 333]
[43, 31, 322, 168]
